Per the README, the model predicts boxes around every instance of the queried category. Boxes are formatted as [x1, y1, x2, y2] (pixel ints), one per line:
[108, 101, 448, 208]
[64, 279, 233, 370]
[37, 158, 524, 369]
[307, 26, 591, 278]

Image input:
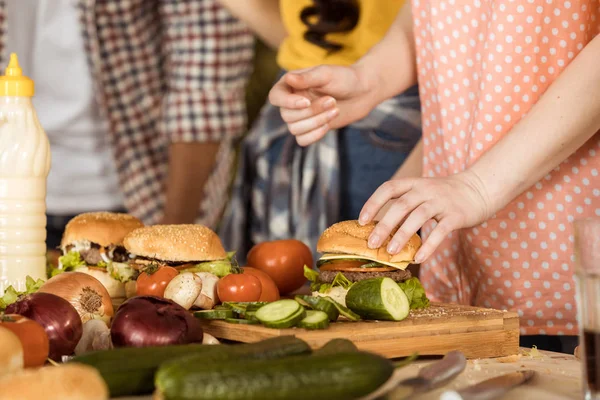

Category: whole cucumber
[72, 336, 311, 397]
[156, 351, 394, 400]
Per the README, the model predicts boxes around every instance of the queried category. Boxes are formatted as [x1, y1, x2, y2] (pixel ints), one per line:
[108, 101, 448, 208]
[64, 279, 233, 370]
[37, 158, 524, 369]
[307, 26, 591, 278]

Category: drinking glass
[574, 218, 600, 400]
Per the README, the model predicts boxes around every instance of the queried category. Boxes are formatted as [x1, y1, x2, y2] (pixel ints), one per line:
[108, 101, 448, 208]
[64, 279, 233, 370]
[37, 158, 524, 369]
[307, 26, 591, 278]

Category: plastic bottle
[0, 53, 51, 294]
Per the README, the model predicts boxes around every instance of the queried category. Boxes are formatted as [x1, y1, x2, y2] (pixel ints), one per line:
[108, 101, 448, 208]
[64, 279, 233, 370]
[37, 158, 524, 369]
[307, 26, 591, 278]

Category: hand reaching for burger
[359, 171, 493, 264]
[268, 65, 379, 147]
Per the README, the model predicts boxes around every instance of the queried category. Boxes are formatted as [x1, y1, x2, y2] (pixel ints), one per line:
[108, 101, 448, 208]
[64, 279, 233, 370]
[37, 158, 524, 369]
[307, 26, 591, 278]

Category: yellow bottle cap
[0, 53, 34, 97]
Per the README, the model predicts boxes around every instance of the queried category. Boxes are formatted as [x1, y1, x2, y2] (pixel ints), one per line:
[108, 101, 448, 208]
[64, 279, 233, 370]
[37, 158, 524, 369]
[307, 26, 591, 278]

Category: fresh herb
[0, 276, 45, 310]
[398, 277, 430, 309]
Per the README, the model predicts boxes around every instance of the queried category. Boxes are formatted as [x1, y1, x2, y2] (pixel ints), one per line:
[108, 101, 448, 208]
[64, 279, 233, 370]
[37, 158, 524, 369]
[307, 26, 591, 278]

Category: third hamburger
[305, 220, 429, 308]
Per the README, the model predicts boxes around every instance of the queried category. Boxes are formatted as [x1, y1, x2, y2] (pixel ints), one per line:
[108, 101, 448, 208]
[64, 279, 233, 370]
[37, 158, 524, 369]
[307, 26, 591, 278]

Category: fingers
[295, 124, 331, 147]
[268, 76, 311, 109]
[280, 96, 336, 124]
[413, 218, 456, 263]
[284, 66, 333, 90]
[288, 108, 338, 137]
[387, 202, 437, 255]
[367, 190, 424, 249]
[359, 179, 416, 225]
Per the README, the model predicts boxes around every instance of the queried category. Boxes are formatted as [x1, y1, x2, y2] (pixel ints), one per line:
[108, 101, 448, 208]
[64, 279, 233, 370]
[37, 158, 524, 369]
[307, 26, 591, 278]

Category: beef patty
[318, 268, 412, 283]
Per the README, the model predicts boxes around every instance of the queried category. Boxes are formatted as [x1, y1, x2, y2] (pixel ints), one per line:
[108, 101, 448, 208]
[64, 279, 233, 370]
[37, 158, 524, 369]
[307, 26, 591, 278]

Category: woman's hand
[268, 64, 378, 146]
[359, 171, 492, 263]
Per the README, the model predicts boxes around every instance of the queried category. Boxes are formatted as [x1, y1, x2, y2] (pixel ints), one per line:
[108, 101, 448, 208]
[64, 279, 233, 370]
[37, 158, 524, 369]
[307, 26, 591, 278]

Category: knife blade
[360, 351, 467, 400]
[439, 370, 536, 400]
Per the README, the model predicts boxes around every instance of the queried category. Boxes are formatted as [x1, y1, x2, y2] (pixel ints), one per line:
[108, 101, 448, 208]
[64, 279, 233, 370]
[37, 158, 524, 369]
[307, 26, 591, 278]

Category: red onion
[110, 296, 203, 348]
[6, 292, 83, 361]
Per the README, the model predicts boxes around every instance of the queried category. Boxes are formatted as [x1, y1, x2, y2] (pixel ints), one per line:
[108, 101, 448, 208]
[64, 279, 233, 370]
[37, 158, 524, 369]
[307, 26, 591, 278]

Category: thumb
[284, 66, 333, 90]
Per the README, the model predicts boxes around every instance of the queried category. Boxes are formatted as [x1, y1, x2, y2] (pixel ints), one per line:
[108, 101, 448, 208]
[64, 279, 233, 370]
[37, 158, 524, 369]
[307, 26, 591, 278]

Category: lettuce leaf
[58, 251, 86, 271]
[304, 265, 355, 293]
[0, 276, 45, 310]
[109, 262, 138, 283]
[398, 277, 430, 309]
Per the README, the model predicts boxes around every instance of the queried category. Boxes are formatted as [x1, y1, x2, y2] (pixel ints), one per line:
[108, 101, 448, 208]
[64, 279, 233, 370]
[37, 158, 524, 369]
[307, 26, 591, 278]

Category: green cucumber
[263, 306, 306, 329]
[72, 336, 311, 397]
[297, 310, 329, 330]
[244, 311, 258, 321]
[194, 309, 234, 320]
[296, 295, 340, 321]
[255, 299, 301, 326]
[315, 338, 358, 355]
[155, 351, 394, 400]
[225, 318, 259, 325]
[324, 297, 361, 321]
[222, 302, 248, 316]
[345, 277, 410, 321]
[213, 305, 230, 311]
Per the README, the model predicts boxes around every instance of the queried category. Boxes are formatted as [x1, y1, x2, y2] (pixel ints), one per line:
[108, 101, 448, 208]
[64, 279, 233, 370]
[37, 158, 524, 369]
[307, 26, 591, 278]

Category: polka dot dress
[413, 0, 600, 335]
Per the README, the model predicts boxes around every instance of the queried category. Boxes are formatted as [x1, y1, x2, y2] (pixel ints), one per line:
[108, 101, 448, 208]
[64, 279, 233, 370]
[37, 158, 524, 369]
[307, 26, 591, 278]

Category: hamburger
[124, 224, 235, 276]
[306, 220, 429, 308]
[57, 212, 144, 298]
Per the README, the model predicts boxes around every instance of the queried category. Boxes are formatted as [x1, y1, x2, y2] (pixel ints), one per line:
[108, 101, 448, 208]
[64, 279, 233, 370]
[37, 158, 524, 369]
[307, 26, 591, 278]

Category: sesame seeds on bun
[317, 220, 421, 263]
[61, 212, 144, 248]
[123, 224, 227, 262]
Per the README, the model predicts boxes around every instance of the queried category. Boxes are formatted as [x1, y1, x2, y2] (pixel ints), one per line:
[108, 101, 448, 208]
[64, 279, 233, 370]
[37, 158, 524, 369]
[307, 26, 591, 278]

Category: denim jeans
[266, 127, 412, 221]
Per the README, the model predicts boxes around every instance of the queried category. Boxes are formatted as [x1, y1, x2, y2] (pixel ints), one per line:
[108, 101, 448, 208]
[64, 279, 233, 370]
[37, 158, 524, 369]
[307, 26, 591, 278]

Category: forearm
[391, 138, 423, 180]
[218, 0, 286, 49]
[354, 2, 417, 106]
[469, 35, 600, 214]
[162, 142, 220, 224]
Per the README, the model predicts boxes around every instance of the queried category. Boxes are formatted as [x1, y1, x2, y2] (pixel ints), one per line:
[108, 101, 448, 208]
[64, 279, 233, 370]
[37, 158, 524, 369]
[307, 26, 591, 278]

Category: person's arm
[160, 0, 254, 224]
[361, 34, 600, 262]
[267, 1, 416, 145]
[218, 0, 286, 49]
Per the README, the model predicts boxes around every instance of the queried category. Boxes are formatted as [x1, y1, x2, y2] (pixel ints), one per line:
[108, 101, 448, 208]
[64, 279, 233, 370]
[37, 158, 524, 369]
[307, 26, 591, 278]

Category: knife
[439, 370, 536, 400]
[361, 350, 467, 400]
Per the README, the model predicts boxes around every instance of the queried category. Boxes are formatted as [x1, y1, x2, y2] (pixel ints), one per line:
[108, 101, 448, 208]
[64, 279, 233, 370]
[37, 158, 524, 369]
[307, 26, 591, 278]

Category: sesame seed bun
[61, 212, 144, 249]
[123, 224, 227, 262]
[317, 220, 421, 263]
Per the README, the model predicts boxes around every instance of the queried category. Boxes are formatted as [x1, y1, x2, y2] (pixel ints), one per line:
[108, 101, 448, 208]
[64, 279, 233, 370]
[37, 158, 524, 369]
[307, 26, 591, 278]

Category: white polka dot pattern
[413, 0, 600, 335]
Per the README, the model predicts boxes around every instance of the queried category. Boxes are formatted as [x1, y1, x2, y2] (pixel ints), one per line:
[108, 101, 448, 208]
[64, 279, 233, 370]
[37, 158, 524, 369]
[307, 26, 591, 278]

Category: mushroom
[163, 272, 203, 310]
[193, 272, 220, 309]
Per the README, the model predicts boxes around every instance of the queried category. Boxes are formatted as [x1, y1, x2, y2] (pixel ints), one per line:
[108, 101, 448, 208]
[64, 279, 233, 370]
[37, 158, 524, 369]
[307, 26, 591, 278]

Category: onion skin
[6, 293, 83, 361]
[110, 296, 203, 348]
[38, 272, 114, 326]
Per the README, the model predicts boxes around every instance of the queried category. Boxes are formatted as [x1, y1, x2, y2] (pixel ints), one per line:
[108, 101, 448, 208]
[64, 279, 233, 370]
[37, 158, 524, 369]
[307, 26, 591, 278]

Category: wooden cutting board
[199, 303, 519, 359]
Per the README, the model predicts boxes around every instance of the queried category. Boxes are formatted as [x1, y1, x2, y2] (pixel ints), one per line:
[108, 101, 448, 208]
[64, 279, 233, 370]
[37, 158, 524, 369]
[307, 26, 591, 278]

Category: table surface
[115, 348, 583, 400]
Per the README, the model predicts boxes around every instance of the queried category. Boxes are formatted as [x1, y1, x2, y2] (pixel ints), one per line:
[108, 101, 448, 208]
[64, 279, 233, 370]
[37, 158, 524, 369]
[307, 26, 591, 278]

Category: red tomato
[217, 274, 262, 303]
[136, 265, 179, 298]
[0, 314, 49, 367]
[247, 240, 313, 294]
[242, 267, 280, 302]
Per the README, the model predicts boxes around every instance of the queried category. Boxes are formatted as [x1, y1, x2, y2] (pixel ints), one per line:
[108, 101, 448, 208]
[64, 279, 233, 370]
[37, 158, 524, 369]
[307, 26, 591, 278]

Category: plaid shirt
[0, 0, 254, 227]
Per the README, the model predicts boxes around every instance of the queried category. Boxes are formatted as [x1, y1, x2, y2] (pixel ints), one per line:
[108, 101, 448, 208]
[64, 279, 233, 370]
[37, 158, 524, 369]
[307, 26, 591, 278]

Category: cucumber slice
[213, 305, 230, 311]
[323, 297, 361, 321]
[296, 295, 340, 321]
[246, 304, 266, 312]
[297, 310, 330, 330]
[244, 311, 259, 322]
[255, 299, 301, 323]
[194, 309, 234, 320]
[225, 318, 259, 325]
[345, 277, 410, 321]
[262, 307, 306, 329]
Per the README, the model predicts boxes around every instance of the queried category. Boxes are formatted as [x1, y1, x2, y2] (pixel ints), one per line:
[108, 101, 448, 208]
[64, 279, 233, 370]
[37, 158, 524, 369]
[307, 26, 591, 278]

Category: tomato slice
[318, 259, 397, 272]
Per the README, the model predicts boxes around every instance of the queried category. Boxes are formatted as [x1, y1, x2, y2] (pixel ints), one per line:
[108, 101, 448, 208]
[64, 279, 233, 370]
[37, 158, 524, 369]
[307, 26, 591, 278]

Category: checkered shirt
[0, 0, 254, 227]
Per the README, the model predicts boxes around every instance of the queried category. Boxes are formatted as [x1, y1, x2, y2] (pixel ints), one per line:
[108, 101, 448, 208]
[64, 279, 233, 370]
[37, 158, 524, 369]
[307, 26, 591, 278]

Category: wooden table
[115, 348, 582, 400]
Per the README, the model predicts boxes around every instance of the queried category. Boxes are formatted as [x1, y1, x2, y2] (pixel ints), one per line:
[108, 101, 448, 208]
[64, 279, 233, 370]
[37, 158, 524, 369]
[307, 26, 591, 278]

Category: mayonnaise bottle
[0, 53, 51, 295]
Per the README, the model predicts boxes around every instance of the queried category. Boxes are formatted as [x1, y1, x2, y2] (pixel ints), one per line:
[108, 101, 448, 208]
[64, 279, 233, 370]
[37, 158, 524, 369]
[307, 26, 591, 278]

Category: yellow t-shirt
[277, 0, 404, 71]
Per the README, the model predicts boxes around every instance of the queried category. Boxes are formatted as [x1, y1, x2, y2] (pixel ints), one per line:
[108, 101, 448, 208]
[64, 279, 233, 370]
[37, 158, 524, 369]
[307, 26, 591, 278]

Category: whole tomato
[246, 240, 313, 294]
[136, 265, 179, 298]
[217, 274, 262, 303]
[242, 267, 280, 302]
[0, 314, 49, 367]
